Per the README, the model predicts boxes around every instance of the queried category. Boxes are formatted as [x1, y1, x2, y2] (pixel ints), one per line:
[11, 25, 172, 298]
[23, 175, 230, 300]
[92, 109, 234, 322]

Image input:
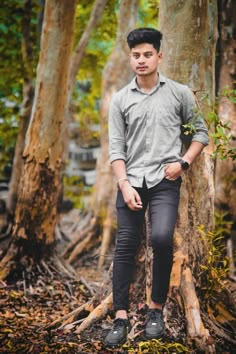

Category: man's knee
[151, 229, 173, 250]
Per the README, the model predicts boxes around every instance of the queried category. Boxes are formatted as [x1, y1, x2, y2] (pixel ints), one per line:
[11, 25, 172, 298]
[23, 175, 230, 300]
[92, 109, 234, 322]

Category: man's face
[129, 43, 162, 77]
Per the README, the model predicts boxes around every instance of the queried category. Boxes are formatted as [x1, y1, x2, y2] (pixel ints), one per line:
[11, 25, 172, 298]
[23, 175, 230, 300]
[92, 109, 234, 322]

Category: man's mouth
[137, 66, 147, 70]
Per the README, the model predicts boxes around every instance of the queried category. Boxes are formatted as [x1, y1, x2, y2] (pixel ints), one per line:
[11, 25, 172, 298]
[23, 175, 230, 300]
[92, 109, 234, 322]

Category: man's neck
[136, 73, 159, 93]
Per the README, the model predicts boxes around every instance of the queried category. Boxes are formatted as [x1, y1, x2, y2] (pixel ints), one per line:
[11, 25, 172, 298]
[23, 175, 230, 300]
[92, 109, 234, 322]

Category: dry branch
[75, 292, 113, 334]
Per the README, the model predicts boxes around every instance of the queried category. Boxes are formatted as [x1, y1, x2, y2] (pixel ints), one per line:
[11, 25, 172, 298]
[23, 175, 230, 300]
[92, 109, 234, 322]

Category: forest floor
[0, 224, 236, 353]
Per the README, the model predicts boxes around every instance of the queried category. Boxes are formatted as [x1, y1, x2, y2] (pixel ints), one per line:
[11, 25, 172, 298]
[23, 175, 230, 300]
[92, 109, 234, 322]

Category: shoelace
[112, 318, 128, 330]
[147, 310, 162, 322]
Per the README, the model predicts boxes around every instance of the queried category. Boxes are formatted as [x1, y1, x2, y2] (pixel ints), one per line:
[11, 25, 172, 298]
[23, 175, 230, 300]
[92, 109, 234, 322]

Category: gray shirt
[108, 73, 209, 188]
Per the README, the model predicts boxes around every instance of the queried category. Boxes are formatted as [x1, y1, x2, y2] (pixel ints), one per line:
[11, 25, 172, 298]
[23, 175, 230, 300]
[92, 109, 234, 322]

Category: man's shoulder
[111, 80, 134, 104]
[164, 76, 191, 93]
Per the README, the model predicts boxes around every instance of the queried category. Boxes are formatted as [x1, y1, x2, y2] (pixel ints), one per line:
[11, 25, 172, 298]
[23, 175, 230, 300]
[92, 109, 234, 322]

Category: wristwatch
[179, 159, 190, 171]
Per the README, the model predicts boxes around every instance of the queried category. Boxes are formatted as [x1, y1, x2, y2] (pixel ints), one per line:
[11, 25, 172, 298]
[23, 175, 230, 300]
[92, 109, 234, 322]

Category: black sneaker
[104, 318, 131, 347]
[145, 309, 165, 339]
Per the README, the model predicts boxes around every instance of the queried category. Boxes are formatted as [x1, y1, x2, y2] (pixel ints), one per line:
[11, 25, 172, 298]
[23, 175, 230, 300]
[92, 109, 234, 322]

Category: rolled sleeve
[108, 95, 127, 164]
[181, 86, 209, 146]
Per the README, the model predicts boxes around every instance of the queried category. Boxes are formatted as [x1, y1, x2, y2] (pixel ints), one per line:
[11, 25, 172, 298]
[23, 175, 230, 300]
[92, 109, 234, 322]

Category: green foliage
[0, 100, 19, 177]
[63, 175, 92, 210]
[73, 0, 117, 134]
[74, 0, 159, 141]
[186, 88, 236, 161]
[0, 0, 39, 98]
[204, 88, 236, 161]
[138, 0, 159, 27]
[197, 211, 232, 302]
[123, 338, 188, 353]
[0, 0, 40, 177]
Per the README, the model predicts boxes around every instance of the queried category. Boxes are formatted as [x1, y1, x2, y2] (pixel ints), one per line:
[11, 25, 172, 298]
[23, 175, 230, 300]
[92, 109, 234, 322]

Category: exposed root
[46, 301, 95, 330]
[181, 263, 216, 352]
[0, 241, 18, 280]
[75, 292, 113, 334]
[0, 222, 12, 241]
[62, 214, 98, 263]
[67, 228, 98, 264]
[202, 313, 236, 346]
[61, 211, 96, 252]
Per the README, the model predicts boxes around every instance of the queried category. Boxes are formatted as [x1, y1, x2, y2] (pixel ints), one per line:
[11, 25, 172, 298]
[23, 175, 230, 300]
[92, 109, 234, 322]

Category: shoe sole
[104, 339, 126, 348]
[145, 330, 165, 340]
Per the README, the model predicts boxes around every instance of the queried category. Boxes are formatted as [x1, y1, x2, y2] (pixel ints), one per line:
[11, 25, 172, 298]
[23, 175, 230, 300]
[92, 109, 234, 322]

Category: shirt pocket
[155, 104, 181, 128]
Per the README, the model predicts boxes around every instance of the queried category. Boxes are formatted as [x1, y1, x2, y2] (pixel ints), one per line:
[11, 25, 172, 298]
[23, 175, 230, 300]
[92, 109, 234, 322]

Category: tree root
[181, 263, 216, 352]
[66, 228, 98, 264]
[62, 213, 98, 264]
[202, 313, 236, 346]
[46, 300, 95, 330]
[75, 292, 113, 334]
[0, 241, 18, 280]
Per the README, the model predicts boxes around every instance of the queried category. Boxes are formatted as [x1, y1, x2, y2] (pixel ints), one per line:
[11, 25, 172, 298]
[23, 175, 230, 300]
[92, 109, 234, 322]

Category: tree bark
[214, 0, 236, 278]
[0, 0, 76, 279]
[158, 0, 217, 349]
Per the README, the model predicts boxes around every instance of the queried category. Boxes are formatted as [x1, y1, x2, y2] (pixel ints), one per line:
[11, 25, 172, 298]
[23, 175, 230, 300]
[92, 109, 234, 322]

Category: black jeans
[113, 177, 182, 311]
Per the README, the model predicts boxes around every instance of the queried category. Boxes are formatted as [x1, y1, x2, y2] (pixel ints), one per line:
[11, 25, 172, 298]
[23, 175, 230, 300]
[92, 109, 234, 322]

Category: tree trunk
[7, 0, 35, 216]
[215, 0, 236, 279]
[92, 0, 139, 267]
[158, 0, 217, 350]
[0, 0, 76, 279]
[64, 0, 139, 267]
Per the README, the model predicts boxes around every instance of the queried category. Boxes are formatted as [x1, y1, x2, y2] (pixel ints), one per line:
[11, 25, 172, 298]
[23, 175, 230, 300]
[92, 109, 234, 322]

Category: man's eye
[145, 53, 152, 58]
[133, 55, 139, 59]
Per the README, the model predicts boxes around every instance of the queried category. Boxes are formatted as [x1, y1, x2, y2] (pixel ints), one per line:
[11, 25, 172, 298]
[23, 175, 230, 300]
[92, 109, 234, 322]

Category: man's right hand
[120, 181, 143, 211]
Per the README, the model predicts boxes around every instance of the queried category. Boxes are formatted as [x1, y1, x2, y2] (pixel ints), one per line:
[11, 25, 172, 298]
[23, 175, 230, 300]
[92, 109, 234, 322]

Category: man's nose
[138, 55, 145, 63]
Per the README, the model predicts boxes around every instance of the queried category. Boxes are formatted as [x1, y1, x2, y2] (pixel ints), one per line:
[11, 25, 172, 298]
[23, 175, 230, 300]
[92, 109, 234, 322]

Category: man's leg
[145, 177, 181, 339]
[105, 187, 147, 346]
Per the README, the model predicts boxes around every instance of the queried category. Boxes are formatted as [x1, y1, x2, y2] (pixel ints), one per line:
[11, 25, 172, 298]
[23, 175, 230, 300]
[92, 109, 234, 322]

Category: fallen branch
[46, 301, 94, 330]
[75, 292, 113, 334]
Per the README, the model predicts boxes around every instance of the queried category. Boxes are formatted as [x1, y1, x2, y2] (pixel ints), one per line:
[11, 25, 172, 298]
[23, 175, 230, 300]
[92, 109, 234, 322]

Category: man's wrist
[117, 177, 129, 189]
[179, 159, 190, 171]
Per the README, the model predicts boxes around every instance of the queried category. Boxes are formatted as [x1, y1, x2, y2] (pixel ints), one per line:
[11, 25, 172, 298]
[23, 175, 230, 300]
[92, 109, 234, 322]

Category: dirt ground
[0, 259, 235, 354]
[0, 227, 235, 353]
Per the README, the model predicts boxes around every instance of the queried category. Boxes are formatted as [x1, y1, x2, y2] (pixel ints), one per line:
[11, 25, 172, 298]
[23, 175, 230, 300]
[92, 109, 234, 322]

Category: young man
[105, 28, 209, 347]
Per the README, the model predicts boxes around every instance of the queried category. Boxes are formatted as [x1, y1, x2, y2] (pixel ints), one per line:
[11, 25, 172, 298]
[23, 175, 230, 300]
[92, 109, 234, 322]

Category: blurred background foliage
[0, 0, 158, 179]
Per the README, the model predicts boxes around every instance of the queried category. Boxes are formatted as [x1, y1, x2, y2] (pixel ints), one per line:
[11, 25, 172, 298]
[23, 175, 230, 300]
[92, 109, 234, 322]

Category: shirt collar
[129, 72, 166, 91]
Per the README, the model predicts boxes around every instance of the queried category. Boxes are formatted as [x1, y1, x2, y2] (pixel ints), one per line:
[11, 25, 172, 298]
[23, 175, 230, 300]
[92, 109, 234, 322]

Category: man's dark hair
[127, 28, 163, 52]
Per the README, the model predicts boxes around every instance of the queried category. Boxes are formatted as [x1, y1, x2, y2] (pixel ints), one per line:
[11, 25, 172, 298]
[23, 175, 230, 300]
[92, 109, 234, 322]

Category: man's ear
[158, 52, 163, 59]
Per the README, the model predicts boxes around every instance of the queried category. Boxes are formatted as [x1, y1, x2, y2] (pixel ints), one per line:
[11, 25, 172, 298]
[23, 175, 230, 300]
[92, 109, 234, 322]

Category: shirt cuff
[109, 153, 126, 164]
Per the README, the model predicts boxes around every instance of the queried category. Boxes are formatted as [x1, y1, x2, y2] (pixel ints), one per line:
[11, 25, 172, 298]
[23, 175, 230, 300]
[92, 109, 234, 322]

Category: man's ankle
[115, 310, 128, 319]
[149, 301, 163, 311]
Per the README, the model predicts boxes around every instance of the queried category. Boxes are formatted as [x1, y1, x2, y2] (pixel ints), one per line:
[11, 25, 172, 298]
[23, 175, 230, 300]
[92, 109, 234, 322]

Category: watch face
[181, 160, 189, 170]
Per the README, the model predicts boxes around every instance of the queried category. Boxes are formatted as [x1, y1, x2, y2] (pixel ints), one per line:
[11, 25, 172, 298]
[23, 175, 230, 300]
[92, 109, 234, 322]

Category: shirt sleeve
[181, 86, 209, 146]
[108, 94, 127, 164]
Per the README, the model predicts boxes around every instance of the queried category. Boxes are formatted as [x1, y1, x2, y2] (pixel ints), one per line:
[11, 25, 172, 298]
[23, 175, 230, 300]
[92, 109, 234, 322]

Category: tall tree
[64, 0, 139, 267]
[158, 0, 220, 350]
[0, 0, 76, 279]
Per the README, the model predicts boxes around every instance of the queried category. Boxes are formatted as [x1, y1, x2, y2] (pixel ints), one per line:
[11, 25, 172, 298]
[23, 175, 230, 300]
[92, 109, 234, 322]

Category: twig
[46, 301, 94, 330]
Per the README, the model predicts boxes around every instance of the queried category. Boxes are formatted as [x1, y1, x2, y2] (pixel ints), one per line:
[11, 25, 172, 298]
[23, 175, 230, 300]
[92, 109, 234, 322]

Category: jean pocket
[116, 190, 126, 208]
